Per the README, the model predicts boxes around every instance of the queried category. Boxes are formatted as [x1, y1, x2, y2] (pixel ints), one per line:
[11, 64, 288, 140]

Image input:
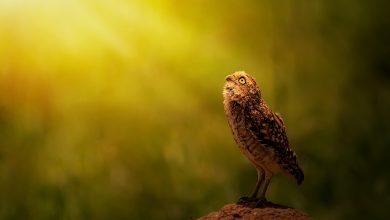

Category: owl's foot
[254, 198, 268, 207]
[237, 196, 257, 204]
[237, 196, 264, 208]
[237, 197, 269, 208]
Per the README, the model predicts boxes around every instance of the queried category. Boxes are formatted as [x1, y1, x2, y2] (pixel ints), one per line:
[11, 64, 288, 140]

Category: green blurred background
[0, 0, 389, 219]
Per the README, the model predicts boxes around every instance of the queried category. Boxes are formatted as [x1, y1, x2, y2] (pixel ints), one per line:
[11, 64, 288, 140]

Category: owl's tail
[284, 163, 304, 185]
[277, 147, 304, 185]
[293, 166, 304, 185]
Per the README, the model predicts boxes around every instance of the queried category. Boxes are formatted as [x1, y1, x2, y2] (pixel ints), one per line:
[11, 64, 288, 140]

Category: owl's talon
[237, 196, 249, 204]
[254, 198, 268, 207]
[237, 196, 258, 205]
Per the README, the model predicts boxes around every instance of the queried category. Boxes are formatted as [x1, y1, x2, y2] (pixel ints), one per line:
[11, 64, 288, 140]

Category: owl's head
[223, 71, 261, 104]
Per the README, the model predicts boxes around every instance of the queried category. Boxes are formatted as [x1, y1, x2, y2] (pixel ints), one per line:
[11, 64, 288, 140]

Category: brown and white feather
[223, 71, 304, 185]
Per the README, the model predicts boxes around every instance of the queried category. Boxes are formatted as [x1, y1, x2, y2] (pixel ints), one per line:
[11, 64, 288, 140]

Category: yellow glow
[0, 0, 194, 77]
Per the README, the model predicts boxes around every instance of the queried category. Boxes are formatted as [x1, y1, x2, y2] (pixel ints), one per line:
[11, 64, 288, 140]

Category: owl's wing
[245, 109, 290, 150]
[245, 108, 304, 184]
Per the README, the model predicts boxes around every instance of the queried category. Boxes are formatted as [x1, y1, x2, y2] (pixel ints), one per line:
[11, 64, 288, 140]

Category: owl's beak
[225, 75, 233, 82]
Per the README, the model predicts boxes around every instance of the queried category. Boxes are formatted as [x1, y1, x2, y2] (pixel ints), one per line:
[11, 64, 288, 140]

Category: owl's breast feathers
[243, 103, 304, 184]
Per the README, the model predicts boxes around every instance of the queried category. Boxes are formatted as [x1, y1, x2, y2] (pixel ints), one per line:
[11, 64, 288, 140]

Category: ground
[197, 199, 311, 220]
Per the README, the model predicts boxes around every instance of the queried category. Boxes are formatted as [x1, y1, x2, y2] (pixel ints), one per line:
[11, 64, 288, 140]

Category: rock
[197, 201, 311, 220]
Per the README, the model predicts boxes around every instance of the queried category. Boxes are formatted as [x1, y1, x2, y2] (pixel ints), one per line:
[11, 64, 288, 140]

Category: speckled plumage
[223, 71, 304, 200]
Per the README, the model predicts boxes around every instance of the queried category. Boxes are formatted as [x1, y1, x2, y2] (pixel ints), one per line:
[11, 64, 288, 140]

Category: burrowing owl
[223, 71, 304, 202]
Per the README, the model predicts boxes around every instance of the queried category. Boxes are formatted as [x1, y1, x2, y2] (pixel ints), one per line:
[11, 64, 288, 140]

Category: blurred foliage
[0, 0, 389, 219]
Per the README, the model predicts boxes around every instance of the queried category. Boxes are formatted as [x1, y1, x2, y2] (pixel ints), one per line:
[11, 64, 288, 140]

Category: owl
[223, 71, 304, 203]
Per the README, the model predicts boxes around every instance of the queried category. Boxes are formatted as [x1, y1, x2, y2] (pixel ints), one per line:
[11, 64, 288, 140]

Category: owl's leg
[250, 169, 265, 199]
[259, 171, 273, 200]
[253, 171, 273, 207]
[237, 169, 265, 205]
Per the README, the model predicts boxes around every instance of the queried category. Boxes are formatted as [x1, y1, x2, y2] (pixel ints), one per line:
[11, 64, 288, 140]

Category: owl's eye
[238, 77, 246, 84]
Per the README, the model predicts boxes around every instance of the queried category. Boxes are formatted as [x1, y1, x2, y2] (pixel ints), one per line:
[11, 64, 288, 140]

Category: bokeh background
[0, 0, 389, 219]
